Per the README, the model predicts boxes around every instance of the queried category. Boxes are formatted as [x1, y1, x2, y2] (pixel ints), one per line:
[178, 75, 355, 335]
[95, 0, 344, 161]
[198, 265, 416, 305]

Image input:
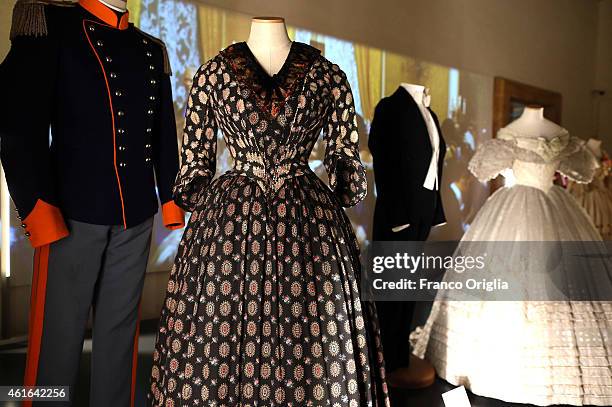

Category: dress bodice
[468, 127, 599, 191]
[173, 42, 367, 211]
[512, 160, 558, 192]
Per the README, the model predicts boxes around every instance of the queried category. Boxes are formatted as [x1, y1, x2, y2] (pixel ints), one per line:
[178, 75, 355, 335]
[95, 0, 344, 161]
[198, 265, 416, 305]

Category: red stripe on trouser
[23, 245, 50, 407]
[130, 305, 141, 407]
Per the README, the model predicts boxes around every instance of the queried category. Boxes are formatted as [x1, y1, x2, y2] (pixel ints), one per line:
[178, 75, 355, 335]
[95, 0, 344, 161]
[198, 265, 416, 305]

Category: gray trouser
[27, 218, 153, 407]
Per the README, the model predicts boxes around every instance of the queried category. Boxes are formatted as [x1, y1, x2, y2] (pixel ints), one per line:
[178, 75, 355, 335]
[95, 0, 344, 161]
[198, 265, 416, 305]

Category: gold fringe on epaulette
[10, 0, 48, 40]
[134, 27, 173, 76]
[10, 0, 76, 40]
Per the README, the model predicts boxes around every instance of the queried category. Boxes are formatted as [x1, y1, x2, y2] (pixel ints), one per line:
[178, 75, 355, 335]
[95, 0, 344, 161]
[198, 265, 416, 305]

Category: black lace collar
[220, 41, 321, 118]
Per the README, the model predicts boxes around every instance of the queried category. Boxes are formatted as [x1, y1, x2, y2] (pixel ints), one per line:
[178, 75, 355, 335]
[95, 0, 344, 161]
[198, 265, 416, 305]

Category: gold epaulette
[134, 26, 173, 76]
[10, 0, 76, 40]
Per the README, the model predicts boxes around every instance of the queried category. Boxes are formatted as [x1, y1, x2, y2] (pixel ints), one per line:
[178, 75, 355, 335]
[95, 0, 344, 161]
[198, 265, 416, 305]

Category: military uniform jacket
[0, 0, 185, 247]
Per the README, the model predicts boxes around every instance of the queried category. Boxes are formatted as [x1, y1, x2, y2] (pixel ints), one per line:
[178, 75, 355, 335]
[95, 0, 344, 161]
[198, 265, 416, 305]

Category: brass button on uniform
[110, 72, 117, 79]
[105, 56, 112, 63]
[115, 90, 122, 97]
[146, 51, 152, 57]
[88, 25, 95, 31]
[96, 40, 104, 47]
[25, 232, 31, 237]
[21, 223, 26, 228]
[117, 110, 125, 117]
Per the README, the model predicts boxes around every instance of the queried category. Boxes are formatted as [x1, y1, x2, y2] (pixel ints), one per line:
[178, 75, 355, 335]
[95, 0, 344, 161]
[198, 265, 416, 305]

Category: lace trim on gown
[468, 128, 599, 184]
[219, 41, 321, 119]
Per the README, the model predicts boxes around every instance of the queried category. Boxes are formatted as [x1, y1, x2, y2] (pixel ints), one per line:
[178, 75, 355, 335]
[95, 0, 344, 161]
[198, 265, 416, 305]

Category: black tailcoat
[368, 86, 448, 370]
[368, 86, 446, 241]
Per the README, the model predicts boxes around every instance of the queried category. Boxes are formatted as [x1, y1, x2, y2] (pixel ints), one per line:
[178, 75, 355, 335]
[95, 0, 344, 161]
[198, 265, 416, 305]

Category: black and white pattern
[149, 42, 388, 407]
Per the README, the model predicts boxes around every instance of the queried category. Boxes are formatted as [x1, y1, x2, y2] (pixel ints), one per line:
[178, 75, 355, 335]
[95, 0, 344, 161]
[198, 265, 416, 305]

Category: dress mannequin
[2, 1, 183, 405]
[98, 0, 127, 12]
[246, 17, 292, 76]
[369, 82, 446, 390]
[505, 106, 564, 139]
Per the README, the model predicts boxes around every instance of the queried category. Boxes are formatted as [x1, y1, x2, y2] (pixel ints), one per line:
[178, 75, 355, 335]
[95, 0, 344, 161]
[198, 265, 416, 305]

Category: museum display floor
[0, 319, 586, 407]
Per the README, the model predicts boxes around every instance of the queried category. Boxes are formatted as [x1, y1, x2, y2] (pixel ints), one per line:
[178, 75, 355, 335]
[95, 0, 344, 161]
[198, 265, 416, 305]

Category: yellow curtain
[424, 64, 450, 120]
[128, 0, 142, 28]
[197, 4, 227, 63]
[383, 52, 450, 118]
[353, 44, 382, 122]
[384, 52, 419, 97]
[287, 26, 296, 41]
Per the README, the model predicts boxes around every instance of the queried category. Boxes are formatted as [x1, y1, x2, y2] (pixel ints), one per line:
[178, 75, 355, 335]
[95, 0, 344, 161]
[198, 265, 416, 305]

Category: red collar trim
[79, 0, 130, 30]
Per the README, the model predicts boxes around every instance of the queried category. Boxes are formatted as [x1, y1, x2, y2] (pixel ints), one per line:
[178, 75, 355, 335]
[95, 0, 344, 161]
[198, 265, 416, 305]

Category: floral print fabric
[149, 42, 388, 407]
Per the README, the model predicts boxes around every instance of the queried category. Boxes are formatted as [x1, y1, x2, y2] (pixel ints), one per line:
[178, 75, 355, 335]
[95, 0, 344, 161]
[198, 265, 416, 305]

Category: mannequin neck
[247, 18, 291, 50]
[505, 107, 564, 139]
[98, 0, 127, 12]
[521, 106, 545, 122]
[401, 83, 425, 105]
[246, 17, 292, 75]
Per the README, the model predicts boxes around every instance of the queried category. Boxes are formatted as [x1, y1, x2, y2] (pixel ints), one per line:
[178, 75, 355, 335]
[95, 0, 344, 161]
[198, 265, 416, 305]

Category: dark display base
[0, 319, 590, 407]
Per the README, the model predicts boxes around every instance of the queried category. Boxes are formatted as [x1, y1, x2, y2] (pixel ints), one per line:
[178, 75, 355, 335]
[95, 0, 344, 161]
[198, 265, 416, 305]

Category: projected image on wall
[2, 0, 493, 286]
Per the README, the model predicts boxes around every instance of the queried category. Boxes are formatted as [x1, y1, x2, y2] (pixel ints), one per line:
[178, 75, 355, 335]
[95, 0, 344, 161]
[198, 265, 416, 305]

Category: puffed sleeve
[468, 138, 515, 182]
[558, 138, 600, 183]
[172, 61, 219, 212]
[323, 66, 367, 207]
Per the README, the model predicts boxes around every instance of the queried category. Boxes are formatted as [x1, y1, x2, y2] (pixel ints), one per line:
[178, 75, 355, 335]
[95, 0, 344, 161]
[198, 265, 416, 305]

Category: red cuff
[23, 199, 69, 248]
[162, 200, 185, 230]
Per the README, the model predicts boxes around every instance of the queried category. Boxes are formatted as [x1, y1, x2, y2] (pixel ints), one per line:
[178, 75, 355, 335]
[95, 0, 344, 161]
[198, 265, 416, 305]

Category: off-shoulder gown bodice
[412, 128, 612, 406]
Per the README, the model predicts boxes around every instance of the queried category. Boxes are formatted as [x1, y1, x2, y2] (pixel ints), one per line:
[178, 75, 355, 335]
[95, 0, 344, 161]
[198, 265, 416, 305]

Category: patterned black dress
[149, 42, 389, 407]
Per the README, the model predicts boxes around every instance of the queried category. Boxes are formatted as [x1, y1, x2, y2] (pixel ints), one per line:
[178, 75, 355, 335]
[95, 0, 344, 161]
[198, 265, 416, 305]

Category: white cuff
[392, 223, 411, 232]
